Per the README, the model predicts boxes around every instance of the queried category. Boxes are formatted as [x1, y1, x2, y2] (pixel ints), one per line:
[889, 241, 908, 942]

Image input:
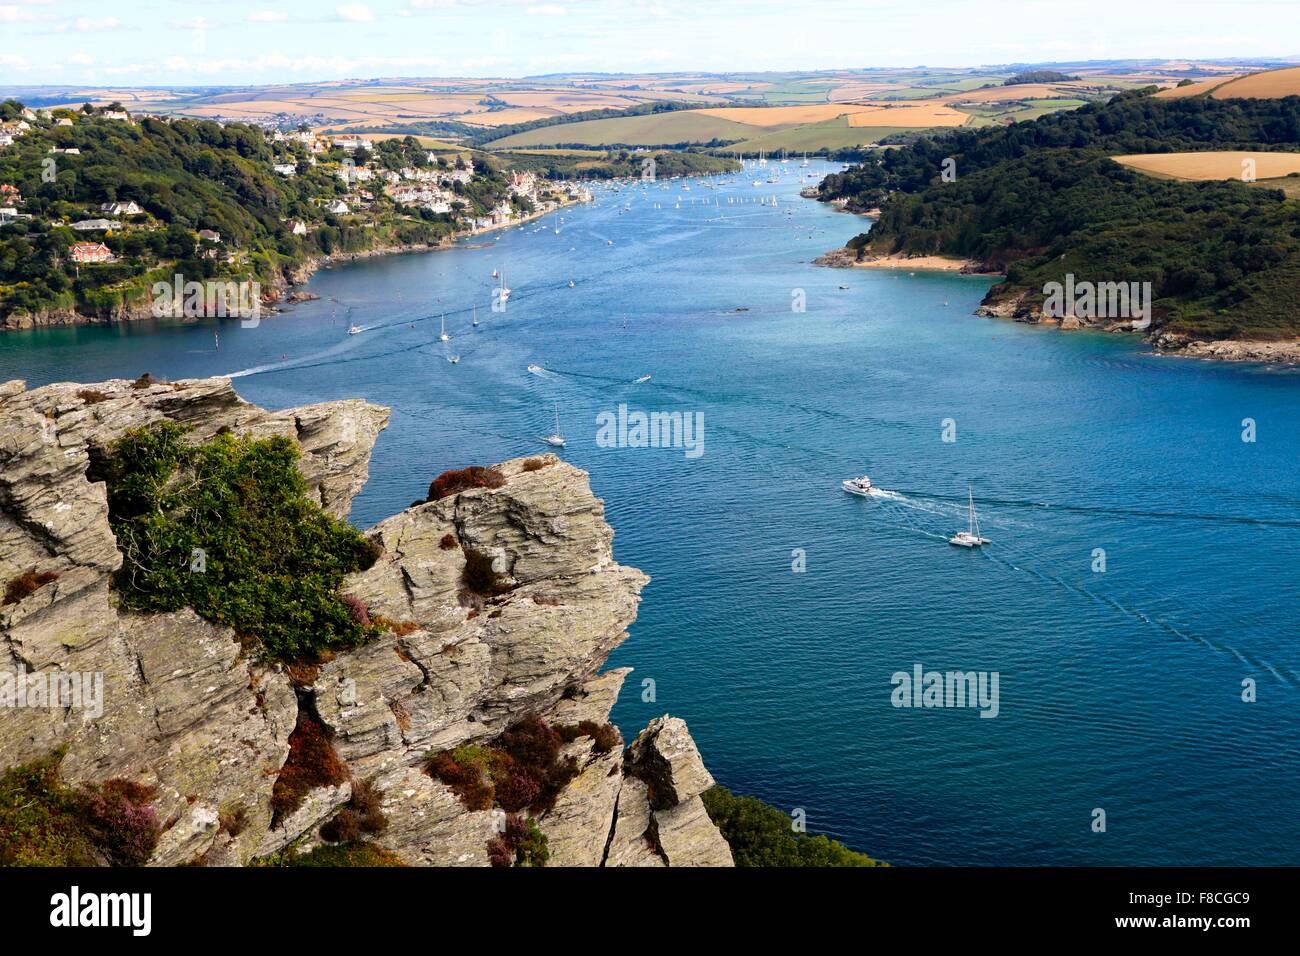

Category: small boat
[472, 305, 479, 327]
[347, 325, 362, 335]
[842, 475, 873, 497]
[839, 284, 850, 290]
[568, 279, 575, 288]
[633, 374, 651, 384]
[527, 363, 544, 374]
[949, 485, 991, 548]
[542, 404, 566, 448]
[499, 271, 511, 303]
[448, 355, 460, 364]
[439, 315, 450, 342]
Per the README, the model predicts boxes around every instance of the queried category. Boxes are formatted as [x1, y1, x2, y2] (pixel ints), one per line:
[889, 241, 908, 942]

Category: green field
[729, 119, 923, 153]
[485, 110, 758, 148]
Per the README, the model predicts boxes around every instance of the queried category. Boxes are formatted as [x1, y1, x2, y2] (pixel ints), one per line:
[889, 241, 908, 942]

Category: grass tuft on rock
[258, 842, 404, 867]
[3, 568, 60, 606]
[104, 420, 381, 663]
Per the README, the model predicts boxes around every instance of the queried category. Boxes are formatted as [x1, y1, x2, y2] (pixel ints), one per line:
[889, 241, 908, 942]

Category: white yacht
[448, 355, 460, 364]
[949, 485, 991, 547]
[439, 315, 450, 342]
[841, 475, 873, 497]
[471, 305, 478, 327]
[347, 324, 362, 335]
[543, 404, 566, 448]
[498, 272, 511, 303]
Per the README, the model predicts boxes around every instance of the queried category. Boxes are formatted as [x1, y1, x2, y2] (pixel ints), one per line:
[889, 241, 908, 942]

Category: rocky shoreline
[0, 377, 734, 866]
[815, 241, 1300, 365]
[975, 288, 1300, 363]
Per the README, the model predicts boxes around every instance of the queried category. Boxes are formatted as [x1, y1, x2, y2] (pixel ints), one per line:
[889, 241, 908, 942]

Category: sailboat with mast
[949, 485, 990, 547]
[439, 314, 450, 342]
[542, 403, 566, 448]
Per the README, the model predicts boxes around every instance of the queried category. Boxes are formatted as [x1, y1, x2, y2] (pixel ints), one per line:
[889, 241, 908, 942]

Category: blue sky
[1, 0, 1297, 86]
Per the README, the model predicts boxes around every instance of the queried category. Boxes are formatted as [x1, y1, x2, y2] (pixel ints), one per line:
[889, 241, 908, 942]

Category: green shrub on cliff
[104, 420, 381, 662]
[702, 786, 883, 867]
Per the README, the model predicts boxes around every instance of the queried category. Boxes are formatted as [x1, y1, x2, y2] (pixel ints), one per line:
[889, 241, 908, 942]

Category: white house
[333, 136, 373, 152]
[273, 163, 298, 176]
[100, 201, 143, 216]
[325, 199, 350, 215]
[71, 218, 122, 231]
[286, 219, 308, 236]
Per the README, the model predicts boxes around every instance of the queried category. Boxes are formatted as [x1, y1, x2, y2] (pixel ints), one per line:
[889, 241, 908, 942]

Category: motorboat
[842, 475, 873, 497]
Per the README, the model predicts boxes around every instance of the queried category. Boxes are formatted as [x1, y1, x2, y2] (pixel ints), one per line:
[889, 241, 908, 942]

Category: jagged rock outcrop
[0, 377, 733, 867]
[621, 716, 734, 867]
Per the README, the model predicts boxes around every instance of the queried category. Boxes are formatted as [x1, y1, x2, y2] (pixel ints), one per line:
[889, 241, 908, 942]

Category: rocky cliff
[0, 376, 732, 867]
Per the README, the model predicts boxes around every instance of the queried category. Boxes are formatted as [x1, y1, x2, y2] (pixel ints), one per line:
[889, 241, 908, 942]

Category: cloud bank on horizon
[0, 0, 1297, 85]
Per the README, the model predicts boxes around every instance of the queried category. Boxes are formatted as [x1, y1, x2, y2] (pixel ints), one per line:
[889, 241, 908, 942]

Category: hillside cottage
[69, 242, 114, 263]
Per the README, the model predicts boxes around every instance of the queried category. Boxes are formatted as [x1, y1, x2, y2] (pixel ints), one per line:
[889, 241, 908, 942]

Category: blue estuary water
[3, 162, 1298, 865]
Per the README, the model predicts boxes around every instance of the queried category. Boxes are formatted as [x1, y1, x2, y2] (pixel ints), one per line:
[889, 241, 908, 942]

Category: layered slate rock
[618, 716, 734, 867]
[0, 378, 732, 867]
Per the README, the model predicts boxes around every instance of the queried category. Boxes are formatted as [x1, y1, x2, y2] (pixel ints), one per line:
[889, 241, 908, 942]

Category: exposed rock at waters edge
[814, 242, 1300, 364]
[0, 376, 732, 867]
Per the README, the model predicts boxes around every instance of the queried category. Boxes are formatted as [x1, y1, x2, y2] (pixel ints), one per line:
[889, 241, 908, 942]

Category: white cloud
[172, 16, 219, 30]
[71, 16, 124, 33]
[249, 10, 289, 22]
[336, 4, 375, 21]
[0, 5, 40, 23]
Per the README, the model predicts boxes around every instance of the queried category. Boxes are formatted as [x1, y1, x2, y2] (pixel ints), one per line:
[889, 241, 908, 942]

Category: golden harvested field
[1155, 66, 1300, 100]
[1113, 151, 1300, 180]
[1155, 76, 1242, 98]
[459, 109, 559, 127]
[1210, 66, 1300, 98]
[845, 105, 967, 127]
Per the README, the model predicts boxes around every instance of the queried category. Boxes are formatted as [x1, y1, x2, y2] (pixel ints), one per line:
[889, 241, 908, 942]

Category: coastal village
[0, 101, 593, 323]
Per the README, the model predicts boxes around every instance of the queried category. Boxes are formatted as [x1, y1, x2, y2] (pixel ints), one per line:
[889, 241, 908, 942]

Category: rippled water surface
[4, 162, 1298, 865]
